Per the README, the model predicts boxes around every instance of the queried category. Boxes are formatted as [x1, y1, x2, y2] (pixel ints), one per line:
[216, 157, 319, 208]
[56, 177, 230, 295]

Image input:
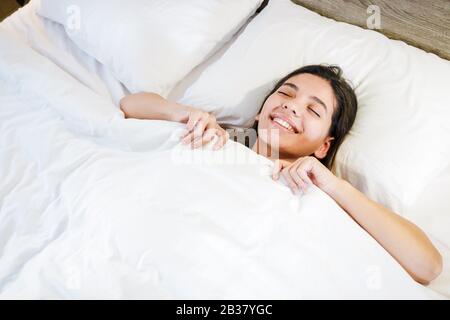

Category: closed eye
[308, 107, 320, 118]
[277, 91, 290, 96]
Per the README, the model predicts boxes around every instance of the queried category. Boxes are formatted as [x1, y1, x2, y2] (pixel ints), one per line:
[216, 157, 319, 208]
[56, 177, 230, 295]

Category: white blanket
[0, 29, 438, 299]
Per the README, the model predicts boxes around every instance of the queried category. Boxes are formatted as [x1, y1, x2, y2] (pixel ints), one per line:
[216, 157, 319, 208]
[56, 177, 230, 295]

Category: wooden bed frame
[291, 0, 450, 61]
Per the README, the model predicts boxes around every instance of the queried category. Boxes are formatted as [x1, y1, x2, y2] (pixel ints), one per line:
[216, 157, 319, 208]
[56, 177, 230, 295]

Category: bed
[0, 0, 449, 299]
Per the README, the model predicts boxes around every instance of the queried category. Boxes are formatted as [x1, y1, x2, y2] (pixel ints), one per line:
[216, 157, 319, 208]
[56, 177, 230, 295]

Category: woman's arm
[272, 157, 443, 285]
[120, 92, 192, 122]
[329, 178, 442, 285]
[120, 92, 229, 149]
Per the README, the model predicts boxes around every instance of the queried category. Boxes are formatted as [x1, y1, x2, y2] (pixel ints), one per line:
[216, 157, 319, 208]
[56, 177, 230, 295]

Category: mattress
[0, 2, 448, 299]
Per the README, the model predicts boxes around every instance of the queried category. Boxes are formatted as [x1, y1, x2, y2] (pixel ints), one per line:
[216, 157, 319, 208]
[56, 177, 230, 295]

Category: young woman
[120, 65, 442, 285]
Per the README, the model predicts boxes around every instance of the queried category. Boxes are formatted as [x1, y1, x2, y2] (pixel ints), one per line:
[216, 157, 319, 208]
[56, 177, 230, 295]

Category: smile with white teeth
[272, 117, 296, 133]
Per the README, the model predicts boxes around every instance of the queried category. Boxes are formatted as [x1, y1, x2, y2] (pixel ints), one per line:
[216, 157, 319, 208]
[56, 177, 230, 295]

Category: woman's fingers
[272, 159, 291, 180]
[298, 168, 314, 187]
[192, 117, 208, 140]
[181, 110, 228, 150]
[181, 131, 195, 145]
[183, 111, 207, 139]
[290, 167, 309, 194]
[271, 157, 314, 195]
[192, 128, 216, 149]
[213, 130, 229, 150]
[281, 169, 300, 194]
[272, 160, 283, 180]
[187, 128, 229, 150]
[182, 118, 206, 145]
[182, 120, 199, 144]
[185, 112, 202, 132]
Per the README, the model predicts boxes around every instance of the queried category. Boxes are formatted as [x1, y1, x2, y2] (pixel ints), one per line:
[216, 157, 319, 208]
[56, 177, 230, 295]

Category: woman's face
[256, 73, 336, 160]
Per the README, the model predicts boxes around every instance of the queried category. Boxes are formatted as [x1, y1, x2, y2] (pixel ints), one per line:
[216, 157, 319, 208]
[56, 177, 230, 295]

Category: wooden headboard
[291, 0, 450, 61]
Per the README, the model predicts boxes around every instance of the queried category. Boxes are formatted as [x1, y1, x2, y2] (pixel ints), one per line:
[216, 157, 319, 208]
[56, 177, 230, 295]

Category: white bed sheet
[1, 1, 128, 106]
[0, 2, 448, 299]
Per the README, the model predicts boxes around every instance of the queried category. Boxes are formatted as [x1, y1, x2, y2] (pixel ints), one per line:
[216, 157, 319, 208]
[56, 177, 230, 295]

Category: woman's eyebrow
[281, 82, 298, 91]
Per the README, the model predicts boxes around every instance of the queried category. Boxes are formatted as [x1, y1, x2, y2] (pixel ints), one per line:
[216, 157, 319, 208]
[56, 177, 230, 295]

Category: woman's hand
[272, 156, 342, 196]
[180, 107, 229, 150]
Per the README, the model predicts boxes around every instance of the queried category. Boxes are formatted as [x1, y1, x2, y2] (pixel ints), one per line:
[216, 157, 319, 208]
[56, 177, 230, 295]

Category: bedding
[1, 1, 127, 106]
[0, 1, 448, 299]
[171, 0, 450, 254]
[0, 29, 441, 299]
[35, 0, 264, 98]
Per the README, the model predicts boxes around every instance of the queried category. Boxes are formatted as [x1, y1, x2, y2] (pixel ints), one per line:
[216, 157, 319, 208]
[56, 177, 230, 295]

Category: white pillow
[36, 0, 264, 97]
[172, 0, 450, 244]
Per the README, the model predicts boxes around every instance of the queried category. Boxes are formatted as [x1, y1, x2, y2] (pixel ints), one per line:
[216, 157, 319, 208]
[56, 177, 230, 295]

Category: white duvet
[0, 29, 438, 299]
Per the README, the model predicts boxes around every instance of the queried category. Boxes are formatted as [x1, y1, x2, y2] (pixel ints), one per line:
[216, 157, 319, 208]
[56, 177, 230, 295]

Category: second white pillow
[36, 0, 264, 97]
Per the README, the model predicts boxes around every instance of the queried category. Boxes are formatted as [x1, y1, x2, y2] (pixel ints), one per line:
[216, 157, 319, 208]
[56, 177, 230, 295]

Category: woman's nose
[282, 103, 299, 117]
